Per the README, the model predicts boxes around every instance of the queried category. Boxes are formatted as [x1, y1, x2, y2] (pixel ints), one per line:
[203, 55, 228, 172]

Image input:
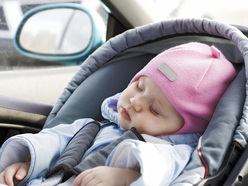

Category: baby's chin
[117, 116, 131, 131]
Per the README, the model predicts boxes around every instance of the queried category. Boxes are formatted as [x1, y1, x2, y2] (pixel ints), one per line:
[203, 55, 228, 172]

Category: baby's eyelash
[150, 106, 159, 115]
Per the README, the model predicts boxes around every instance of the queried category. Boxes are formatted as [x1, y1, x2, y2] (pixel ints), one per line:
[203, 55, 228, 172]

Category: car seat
[43, 18, 248, 185]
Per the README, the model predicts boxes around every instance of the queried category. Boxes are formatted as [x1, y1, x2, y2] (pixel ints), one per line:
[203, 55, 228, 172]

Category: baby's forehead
[139, 76, 172, 100]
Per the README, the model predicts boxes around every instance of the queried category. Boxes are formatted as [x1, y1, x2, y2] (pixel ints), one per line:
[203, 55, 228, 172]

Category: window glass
[153, 0, 248, 26]
[0, 0, 108, 105]
[0, 0, 108, 71]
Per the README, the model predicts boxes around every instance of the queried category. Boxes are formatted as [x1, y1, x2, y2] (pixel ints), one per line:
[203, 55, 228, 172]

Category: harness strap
[46, 121, 100, 179]
[71, 127, 145, 175]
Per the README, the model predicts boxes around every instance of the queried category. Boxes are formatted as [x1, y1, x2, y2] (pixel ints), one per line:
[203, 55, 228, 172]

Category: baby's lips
[120, 107, 131, 121]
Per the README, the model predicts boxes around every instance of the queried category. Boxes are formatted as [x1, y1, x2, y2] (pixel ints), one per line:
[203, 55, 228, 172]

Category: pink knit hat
[130, 42, 236, 135]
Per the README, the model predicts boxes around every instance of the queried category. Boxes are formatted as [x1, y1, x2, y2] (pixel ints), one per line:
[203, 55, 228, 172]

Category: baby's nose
[130, 96, 147, 112]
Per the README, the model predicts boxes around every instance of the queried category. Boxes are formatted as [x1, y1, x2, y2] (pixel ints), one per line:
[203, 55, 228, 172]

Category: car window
[0, 0, 108, 71]
[0, 0, 108, 105]
[153, 0, 248, 26]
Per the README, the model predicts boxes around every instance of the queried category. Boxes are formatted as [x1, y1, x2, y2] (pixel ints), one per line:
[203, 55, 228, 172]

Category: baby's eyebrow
[138, 77, 146, 88]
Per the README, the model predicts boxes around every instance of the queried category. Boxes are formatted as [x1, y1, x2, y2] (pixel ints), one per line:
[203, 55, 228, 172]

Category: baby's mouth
[120, 107, 131, 121]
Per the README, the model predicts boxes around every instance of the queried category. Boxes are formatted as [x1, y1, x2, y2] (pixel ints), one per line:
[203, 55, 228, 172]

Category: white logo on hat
[158, 63, 178, 81]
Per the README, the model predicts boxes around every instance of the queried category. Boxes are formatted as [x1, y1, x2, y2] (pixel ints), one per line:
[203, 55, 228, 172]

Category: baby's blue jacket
[0, 93, 203, 185]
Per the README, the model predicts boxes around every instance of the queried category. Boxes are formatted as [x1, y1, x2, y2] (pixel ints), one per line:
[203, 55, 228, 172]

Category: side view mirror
[14, 4, 106, 64]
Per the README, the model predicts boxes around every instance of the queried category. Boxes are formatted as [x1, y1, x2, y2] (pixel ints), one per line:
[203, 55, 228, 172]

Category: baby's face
[117, 76, 184, 136]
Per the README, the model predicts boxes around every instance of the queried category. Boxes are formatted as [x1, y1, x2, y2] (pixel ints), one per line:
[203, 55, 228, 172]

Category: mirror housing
[14, 4, 106, 64]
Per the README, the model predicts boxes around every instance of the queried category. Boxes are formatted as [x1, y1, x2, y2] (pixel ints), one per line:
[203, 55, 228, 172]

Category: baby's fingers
[0, 165, 18, 186]
[0, 163, 30, 186]
[15, 162, 30, 181]
[72, 169, 93, 186]
[0, 171, 8, 185]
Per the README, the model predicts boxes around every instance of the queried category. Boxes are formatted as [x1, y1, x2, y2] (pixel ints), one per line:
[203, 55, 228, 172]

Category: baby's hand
[0, 162, 30, 186]
[72, 166, 140, 186]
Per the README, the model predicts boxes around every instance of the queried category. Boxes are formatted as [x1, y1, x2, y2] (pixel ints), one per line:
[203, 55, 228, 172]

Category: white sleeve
[106, 139, 194, 186]
[0, 118, 94, 184]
